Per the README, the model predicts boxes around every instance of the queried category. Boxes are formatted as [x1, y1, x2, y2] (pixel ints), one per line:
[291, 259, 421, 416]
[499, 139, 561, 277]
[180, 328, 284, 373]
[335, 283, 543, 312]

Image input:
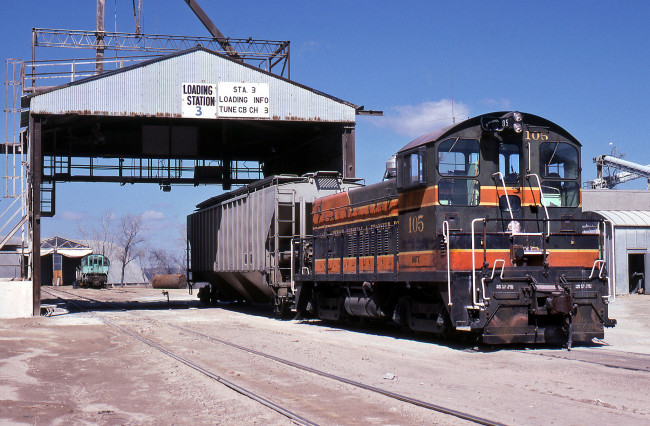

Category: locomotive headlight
[513, 111, 522, 122]
[513, 122, 523, 133]
[507, 220, 521, 233]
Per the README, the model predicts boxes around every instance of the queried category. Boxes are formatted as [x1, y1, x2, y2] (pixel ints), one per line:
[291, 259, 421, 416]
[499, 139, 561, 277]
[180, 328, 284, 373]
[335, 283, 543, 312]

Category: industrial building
[39, 237, 92, 286]
[583, 189, 650, 295]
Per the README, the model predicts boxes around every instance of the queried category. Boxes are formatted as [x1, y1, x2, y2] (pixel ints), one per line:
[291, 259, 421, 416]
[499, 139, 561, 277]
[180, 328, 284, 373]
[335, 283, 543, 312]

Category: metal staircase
[1, 59, 29, 277]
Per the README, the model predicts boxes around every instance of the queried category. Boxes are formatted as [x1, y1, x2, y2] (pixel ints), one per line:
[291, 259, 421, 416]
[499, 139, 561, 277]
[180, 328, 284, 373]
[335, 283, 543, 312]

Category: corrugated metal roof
[28, 47, 357, 123]
[592, 210, 650, 227]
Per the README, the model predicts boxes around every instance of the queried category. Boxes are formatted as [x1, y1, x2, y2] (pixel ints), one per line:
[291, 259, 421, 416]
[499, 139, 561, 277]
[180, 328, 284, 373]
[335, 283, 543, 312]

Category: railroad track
[514, 348, 650, 373]
[42, 287, 504, 426]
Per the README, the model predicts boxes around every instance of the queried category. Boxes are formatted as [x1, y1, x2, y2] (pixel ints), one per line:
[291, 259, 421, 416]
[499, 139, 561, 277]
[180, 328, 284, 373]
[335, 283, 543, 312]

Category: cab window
[539, 142, 580, 207]
[399, 148, 426, 188]
[499, 143, 520, 185]
[540, 142, 578, 179]
[438, 138, 479, 177]
[541, 181, 580, 207]
[438, 179, 480, 206]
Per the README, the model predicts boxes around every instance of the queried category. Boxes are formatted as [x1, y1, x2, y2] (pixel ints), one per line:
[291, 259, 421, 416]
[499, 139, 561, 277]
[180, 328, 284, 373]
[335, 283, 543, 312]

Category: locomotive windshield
[498, 143, 521, 185]
[539, 142, 580, 207]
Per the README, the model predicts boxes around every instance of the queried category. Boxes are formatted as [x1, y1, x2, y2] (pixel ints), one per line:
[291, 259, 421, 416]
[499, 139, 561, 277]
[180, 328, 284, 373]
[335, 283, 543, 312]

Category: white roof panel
[592, 210, 650, 227]
[28, 47, 357, 123]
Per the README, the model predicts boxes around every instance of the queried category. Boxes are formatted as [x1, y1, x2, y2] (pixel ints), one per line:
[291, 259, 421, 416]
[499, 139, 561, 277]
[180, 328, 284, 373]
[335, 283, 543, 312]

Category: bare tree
[149, 248, 176, 275]
[77, 210, 115, 257]
[175, 223, 188, 276]
[116, 214, 147, 284]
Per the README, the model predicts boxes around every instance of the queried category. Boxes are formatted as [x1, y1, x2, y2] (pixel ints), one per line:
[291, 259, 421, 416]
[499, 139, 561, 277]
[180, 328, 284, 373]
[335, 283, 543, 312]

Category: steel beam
[342, 125, 355, 178]
[182, 0, 239, 59]
[96, 0, 105, 74]
[30, 117, 42, 316]
[30, 29, 289, 77]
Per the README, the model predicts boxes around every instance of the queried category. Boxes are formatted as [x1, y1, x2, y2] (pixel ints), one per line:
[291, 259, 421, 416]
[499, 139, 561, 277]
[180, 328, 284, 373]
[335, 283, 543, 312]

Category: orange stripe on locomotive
[313, 194, 398, 228]
[314, 248, 599, 275]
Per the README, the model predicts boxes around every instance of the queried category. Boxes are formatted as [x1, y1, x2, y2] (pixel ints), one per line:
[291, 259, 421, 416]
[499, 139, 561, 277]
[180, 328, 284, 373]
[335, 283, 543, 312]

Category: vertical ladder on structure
[272, 188, 296, 285]
[1, 58, 28, 277]
[40, 155, 67, 217]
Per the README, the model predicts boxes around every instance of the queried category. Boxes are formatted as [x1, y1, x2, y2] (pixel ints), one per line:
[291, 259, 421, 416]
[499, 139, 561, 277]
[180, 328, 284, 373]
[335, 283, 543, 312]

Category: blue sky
[1, 1, 649, 249]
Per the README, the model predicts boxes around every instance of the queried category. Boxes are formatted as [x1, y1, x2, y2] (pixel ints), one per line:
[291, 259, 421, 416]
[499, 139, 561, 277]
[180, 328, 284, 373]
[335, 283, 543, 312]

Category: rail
[492, 172, 514, 223]
[466, 217, 607, 307]
[44, 287, 505, 426]
[589, 259, 614, 303]
[480, 259, 506, 304]
[525, 173, 551, 237]
[470, 218, 486, 308]
[442, 220, 452, 306]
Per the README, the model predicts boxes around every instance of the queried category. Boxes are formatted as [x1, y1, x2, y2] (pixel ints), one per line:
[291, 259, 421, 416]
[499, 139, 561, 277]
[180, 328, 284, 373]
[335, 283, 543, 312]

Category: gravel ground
[0, 287, 647, 425]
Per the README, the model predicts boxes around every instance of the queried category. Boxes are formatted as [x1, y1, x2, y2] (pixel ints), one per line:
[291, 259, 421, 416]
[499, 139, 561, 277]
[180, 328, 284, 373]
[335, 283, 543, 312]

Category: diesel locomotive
[189, 111, 616, 345]
[76, 254, 110, 288]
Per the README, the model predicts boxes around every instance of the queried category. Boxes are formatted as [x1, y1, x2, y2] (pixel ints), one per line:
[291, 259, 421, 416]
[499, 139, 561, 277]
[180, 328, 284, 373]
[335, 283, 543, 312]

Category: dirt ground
[0, 288, 648, 425]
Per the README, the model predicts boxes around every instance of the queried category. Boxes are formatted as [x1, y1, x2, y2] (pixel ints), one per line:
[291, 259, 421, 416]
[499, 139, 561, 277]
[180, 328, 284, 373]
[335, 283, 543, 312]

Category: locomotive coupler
[545, 291, 573, 316]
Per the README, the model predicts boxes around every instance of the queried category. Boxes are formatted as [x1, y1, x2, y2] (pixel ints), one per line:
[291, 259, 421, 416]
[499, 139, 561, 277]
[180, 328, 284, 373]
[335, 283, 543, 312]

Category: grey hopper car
[187, 172, 362, 315]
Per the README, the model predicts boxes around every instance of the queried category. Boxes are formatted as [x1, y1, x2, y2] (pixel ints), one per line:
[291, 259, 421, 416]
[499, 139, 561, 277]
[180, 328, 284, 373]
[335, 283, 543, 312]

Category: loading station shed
[18, 46, 364, 315]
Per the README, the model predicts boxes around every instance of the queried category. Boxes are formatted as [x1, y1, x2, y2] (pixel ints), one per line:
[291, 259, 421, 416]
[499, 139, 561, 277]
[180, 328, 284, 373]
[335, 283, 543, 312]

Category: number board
[181, 82, 217, 119]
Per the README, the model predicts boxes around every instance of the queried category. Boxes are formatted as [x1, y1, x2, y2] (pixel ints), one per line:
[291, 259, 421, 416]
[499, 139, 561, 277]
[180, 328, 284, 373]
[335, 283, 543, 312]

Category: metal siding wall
[30, 50, 356, 122]
[615, 228, 628, 294]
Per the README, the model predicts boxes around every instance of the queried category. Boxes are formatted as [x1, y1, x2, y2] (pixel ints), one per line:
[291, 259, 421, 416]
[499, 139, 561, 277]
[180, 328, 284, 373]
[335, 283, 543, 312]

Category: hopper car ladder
[268, 188, 296, 287]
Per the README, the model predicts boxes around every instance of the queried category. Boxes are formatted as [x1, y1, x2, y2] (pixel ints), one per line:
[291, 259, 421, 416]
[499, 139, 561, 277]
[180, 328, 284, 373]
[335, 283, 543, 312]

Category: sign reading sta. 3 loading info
[217, 82, 270, 118]
[181, 82, 270, 119]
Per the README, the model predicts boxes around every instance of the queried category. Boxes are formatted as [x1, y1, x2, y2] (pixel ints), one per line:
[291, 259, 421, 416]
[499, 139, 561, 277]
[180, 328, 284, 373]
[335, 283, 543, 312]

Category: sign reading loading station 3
[182, 82, 270, 119]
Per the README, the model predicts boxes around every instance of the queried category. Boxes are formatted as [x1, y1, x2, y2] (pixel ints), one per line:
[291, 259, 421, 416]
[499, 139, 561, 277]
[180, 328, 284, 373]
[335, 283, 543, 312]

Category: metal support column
[342, 125, 355, 179]
[30, 116, 42, 315]
[96, 0, 105, 74]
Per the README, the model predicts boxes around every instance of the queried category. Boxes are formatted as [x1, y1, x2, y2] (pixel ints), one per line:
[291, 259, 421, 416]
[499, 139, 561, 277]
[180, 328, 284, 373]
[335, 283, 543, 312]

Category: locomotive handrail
[491, 172, 515, 223]
[525, 173, 551, 237]
[481, 259, 507, 304]
[442, 220, 452, 306]
[290, 237, 296, 294]
[602, 219, 616, 303]
[589, 259, 615, 303]
[470, 218, 487, 308]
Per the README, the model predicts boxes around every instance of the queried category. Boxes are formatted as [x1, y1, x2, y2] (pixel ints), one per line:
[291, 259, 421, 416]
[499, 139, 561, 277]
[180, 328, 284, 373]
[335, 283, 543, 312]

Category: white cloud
[478, 98, 512, 110]
[374, 99, 470, 138]
[141, 210, 166, 221]
[60, 211, 84, 221]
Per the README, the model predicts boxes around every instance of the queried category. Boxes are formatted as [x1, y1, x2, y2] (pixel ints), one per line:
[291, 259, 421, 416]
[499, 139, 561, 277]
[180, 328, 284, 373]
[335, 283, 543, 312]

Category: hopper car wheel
[273, 295, 292, 319]
[198, 285, 218, 305]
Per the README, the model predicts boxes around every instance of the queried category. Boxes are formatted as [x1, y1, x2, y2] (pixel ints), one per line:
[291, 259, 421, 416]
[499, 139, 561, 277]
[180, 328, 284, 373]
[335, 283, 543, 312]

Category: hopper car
[188, 111, 616, 345]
